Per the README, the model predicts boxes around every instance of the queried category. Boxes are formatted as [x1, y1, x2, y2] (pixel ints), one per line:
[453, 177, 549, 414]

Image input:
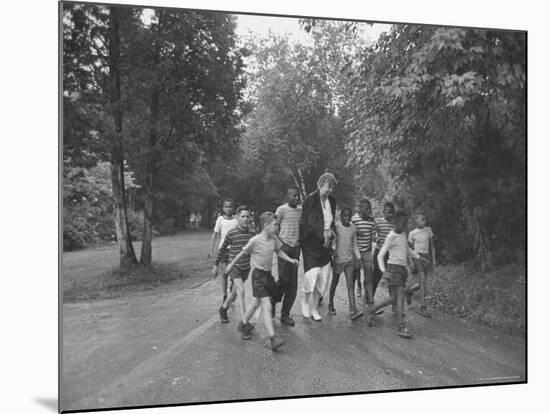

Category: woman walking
[299, 173, 337, 321]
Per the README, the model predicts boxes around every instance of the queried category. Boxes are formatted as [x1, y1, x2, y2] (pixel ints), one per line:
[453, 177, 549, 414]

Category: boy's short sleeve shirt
[214, 216, 238, 248]
[383, 231, 409, 267]
[275, 203, 302, 247]
[243, 234, 280, 271]
[408, 227, 433, 254]
[334, 222, 356, 264]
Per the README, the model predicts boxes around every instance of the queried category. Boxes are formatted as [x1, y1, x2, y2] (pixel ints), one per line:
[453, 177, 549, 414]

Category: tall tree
[344, 25, 526, 266]
[62, 4, 138, 268]
[123, 9, 246, 266]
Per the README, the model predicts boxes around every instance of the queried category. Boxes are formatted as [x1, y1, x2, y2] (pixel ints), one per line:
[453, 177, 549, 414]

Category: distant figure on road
[189, 213, 197, 230]
[209, 199, 237, 304]
[195, 212, 202, 230]
[366, 210, 420, 339]
[299, 172, 337, 322]
[227, 211, 299, 351]
[274, 186, 302, 326]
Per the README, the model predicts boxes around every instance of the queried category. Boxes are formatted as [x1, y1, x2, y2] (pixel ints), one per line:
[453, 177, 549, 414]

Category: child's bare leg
[218, 262, 228, 298]
[364, 265, 374, 305]
[355, 268, 362, 294]
[328, 272, 341, 307]
[396, 286, 405, 325]
[232, 278, 247, 323]
[261, 297, 275, 337]
[243, 298, 261, 324]
[222, 282, 237, 308]
[420, 271, 426, 308]
[344, 266, 357, 312]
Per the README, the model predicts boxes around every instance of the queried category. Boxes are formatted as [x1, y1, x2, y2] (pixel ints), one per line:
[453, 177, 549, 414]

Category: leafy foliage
[345, 25, 526, 266]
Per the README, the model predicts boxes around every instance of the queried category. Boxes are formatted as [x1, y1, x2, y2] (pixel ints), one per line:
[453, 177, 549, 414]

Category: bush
[155, 218, 176, 236]
[426, 263, 525, 336]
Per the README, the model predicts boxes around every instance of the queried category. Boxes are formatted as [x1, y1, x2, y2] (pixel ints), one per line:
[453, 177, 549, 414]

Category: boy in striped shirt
[373, 202, 395, 299]
[351, 198, 377, 305]
[209, 199, 237, 304]
[215, 206, 255, 327]
[274, 186, 302, 326]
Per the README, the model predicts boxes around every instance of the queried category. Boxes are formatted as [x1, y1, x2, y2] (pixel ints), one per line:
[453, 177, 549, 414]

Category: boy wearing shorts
[226, 212, 299, 351]
[373, 202, 395, 299]
[209, 199, 237, 304]
[328, 207, 363, 320]
[366, 211, 420, 338]
[406, 212, 436, 318]
[215, 206, 255, 325]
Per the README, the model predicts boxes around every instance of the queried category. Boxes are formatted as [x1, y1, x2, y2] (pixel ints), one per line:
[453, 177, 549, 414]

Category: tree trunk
[108, 6, 137, 269]
[140, 14, 162, 267]
[297, 167, 308, 199]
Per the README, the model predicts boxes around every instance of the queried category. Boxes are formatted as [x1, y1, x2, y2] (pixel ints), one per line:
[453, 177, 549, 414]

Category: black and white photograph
[59, 0, 526, 412]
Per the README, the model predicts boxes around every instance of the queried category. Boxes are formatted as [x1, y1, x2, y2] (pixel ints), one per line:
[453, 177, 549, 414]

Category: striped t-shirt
[275, 203, 302, 247]
[375, 217, 394, 249]
[215, 227, 255, 270]
[351, 214, 376, 252]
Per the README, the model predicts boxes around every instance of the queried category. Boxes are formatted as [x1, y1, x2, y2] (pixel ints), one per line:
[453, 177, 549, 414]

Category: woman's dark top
[299, 190, 336, 273]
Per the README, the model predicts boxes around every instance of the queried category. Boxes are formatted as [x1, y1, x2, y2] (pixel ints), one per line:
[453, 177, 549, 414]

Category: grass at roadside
[62, 230, 213, 302]
[424, 262, 525, 337]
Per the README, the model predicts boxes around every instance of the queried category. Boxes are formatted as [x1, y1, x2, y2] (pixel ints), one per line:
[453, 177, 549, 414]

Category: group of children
[209, 189, 436, 351]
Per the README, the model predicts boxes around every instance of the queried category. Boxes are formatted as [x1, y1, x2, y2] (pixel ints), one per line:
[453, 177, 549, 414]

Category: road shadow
[34, 398, 58, 412]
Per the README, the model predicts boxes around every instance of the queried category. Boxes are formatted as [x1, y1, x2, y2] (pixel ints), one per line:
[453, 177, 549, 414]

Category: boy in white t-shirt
[366, 211, 420, 338]
[209, 199, 237, 304]
[406, 212, 436, 318]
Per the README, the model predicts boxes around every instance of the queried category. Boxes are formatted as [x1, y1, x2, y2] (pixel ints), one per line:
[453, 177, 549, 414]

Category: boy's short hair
[222, 198, 235, 206]
[358, 198, 371, 206]
[287, 186, 300, 193]
[393, 210, 408, 221]
[236, 205, 250, 215]
[340, 206, 353, 216]
[383, 201, 395, 210]
[260, 212, 278, 229]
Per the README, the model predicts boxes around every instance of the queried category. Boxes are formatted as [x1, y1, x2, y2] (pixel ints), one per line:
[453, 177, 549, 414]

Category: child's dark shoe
[397, 324, 412, 339]
[419, 306, 432, 318]
[328, 304, 336, 315]
[350, 309, 364, 320]
[270, 335, 285, 351]
[280, 314, 296, 326]
[219, 306, 229, 323]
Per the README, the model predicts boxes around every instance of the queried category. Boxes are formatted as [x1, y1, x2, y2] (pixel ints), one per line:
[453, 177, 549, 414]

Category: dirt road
[61, 259, 525, 412]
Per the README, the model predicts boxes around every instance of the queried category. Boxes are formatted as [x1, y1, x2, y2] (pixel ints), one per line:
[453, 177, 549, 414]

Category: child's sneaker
[280, 314, 296, 326]
[237, 320, 254, 332]
[219, 306, 229, 323]
[365, 307, 374, 327]
[397, 324, 412, 339]
[419, 306, 432, 318]
[350, 308, 364, 320]
[241, 323, 253, 340]
[328, 304, 336, 315]
[270, 335, 285, 351]
[311, 309, 323, 322]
